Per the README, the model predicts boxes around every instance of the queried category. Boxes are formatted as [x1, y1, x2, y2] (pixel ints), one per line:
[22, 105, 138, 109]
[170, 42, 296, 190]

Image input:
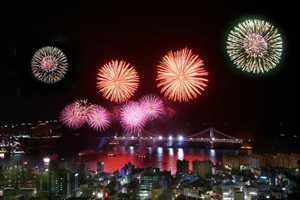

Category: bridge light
[131, 136, 135, 139]
[159, 136, 163, 140]
[168, 136, 173, 141]
[178, 136, 183, 141]
[212, 137, 215, 141]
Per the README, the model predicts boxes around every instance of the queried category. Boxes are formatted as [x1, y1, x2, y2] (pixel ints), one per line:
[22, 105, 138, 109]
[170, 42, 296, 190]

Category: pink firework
[86, 105, 111, 132]
[73, 99, 93, 120]
[59, 99, 93, 130]
[59, 102, 87, 129]
[96, 59, 140, 103]
[156, 48, 209, 102]
[139, 94, 164, 120]
[119, 101, 147, 134]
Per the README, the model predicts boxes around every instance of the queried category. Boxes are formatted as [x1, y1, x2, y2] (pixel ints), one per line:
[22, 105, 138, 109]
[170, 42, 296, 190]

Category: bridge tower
[209, 128, 214, 148]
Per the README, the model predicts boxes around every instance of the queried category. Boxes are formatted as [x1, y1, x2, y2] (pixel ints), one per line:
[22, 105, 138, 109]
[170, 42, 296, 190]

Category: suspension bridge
[105, 127, 244, 149]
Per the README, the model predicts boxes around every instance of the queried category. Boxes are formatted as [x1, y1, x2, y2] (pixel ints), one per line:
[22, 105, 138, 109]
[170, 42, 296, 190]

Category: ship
[106, 153, 116, 157]
[78, 149, 97, 156]
[137, 154, 147, 159]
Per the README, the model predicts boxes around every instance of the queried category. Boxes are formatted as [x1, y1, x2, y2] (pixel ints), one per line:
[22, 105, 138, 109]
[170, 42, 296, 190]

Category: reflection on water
[80, 147, 251, 175]
[0, 146, 251, 175]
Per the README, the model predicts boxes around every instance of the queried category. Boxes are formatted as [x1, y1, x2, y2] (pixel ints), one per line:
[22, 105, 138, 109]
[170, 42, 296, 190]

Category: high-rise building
[176, 159, 189, 175]
[139, 167, 172, 199]
[49, 168, 78, 199]
[5, 160, 35, 188]
[77, 161, 88, 182]
[192, 160, 213, 178]
[97, 161, 104, 174]
[36, 172, 50, 199]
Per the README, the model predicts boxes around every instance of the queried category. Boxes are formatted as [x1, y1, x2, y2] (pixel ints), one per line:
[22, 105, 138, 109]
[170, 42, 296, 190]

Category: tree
[175, 194, 187, 200]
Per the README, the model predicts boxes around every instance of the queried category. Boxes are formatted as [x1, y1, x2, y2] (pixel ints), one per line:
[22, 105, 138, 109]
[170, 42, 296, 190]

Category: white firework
[31, 46, 68, 83]
[226, 18, 283, 73]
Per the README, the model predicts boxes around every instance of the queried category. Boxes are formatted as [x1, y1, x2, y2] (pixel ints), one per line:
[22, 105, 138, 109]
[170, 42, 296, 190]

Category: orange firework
[97, 60, 140, 103]
[156, 48, 209, 102]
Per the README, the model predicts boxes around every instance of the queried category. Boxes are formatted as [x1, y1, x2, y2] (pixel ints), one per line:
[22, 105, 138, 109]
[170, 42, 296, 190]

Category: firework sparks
[86, 105, 111, 132]
[119, 101, 147, 134]
[96, 60, 140, 103]
[59, 99, 92, 129]
[156, 48, 209, 102]
[31, 46, 68, 84]
[226, 18, 283, 73]
[139, 94, 164, 120]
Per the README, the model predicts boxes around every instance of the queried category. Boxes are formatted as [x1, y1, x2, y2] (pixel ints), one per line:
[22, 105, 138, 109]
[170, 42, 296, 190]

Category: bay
[0, 146, 252, 175]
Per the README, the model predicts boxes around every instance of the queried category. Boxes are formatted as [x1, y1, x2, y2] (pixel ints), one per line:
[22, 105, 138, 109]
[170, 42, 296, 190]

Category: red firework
[156, 48, 209, 102]
[96, 60, 140, 103]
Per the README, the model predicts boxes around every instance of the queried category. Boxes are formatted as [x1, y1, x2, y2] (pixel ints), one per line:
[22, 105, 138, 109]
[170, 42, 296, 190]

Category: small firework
[226, 18, 283, 73]
[119, 101, 147, 134]
[73, 99, 93, 120]
[139, 94, 164, 120]
[31, 46, 68, 84]
[86, 104, 111, 132]
[59, 102, 86, 129]
[59, 99, 92, 129]
[96, 60, 140, 103]
[156, 48, 209, 102]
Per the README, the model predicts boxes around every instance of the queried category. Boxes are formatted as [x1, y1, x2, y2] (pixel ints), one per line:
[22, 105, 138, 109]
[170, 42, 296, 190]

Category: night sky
[0, 1, 298, 140]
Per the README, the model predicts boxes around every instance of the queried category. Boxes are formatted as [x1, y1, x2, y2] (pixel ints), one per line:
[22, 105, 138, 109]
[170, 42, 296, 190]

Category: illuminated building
[97, 161, 104, 174]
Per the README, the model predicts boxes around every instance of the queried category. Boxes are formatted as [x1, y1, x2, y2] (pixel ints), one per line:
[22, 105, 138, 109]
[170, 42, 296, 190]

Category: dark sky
[0, 1, 298, 140]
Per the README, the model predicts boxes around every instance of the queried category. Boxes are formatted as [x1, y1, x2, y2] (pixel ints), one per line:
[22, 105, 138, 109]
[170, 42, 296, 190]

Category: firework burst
[86, 105, 111, 132]
[119, 101, 147, 134]
[59, 99, 93, 129]
[31, 46, 68, 84]
[96, 60, 140, 103]
[156, 48, 209, 102]
[139, 94, 164, 120]
[226, 18, 283, 73]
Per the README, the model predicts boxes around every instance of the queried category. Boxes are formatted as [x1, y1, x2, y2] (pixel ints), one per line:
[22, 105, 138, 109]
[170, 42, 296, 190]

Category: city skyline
[0, 2, 298, 141]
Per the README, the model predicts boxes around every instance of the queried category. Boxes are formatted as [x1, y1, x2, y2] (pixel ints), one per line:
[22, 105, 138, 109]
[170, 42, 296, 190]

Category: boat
[241, 140, 254, 149]
[78, 149, 97, 156]
[106, 153, 116, 157]
[137, 155, 147, 159]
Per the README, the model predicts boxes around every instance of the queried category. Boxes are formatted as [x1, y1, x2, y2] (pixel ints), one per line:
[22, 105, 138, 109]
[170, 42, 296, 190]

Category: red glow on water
[80, 147, 234, 175]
